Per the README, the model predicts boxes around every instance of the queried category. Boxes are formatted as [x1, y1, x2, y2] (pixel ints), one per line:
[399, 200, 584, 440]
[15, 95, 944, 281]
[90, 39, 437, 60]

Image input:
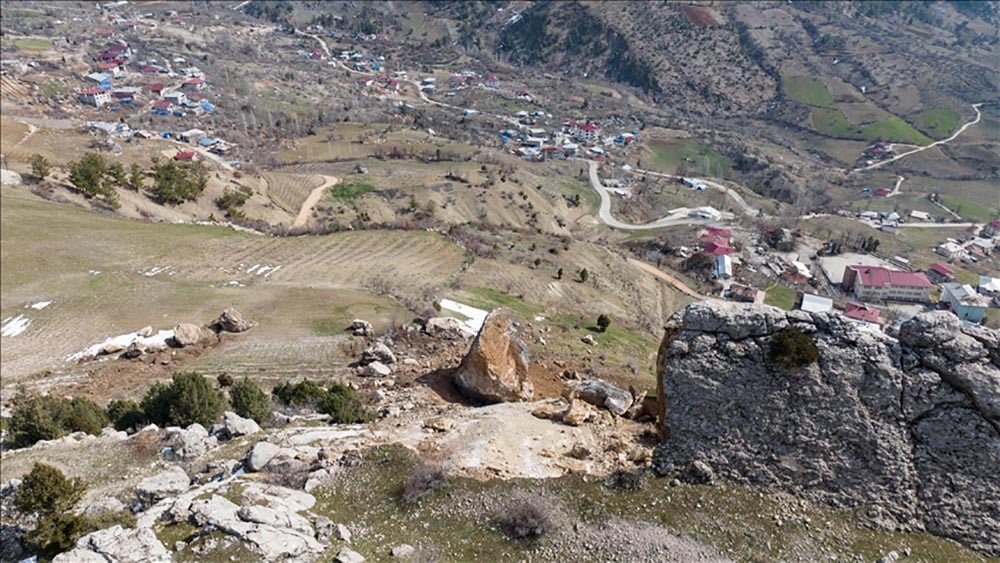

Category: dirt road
[627, 258, 705, 299]
[857, 102, 985, 171]
[292, 175, 339, 228]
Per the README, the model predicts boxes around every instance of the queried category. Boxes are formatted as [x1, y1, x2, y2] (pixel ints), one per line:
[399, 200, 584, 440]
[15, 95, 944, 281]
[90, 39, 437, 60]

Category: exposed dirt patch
[681, 5, 719, 27]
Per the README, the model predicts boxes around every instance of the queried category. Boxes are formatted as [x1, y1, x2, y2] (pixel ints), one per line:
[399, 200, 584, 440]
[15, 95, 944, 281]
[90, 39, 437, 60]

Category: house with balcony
[841, 265, 932, 303]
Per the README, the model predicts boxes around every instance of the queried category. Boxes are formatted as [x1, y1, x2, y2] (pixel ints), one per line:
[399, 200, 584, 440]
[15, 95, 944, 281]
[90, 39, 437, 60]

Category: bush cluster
[272, 379, 372, 423]
[497, 498, 555, 540]
[402, 462, 449, 503]
[6, 393, 108, 448]
[140, 372, 227, 427]
[229, 378, 271, 424]
[769, 326, 820, 368]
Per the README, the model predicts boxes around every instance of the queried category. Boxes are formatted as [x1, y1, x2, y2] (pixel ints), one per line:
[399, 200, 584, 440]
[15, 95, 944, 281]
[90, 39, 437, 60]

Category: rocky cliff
[654, 301, 1000, 556]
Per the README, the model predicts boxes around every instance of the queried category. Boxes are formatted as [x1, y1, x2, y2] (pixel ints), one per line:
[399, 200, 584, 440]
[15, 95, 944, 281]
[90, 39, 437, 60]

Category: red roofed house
[704, 241, 734, 257]
[844, 302, 881, 325]
[578, 123, 600, 142]
[356, 77, 374, 88]
[97, 60, 124, 76]
[140, 65, 160, 74]
[95, 29, 114, 38]
[927, 263, 955, 283]
[147, 83, 164, 95]
[984, 219, 1000, 238]
[152, 100, 172, 110]
[484, 75, 500, 88]
[174, 151, 196, 161]
[385, 80, 399, 92]
[78, 87, 111, 107]
[873, 188, 891, 197]
[842, 265, 932, 302]
[182, 78, 206, 90]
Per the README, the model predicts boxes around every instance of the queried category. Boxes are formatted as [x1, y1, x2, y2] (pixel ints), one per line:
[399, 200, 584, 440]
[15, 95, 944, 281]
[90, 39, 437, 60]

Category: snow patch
[1, 315, 31, 337]
[66, 328, 175, 361]
[439, 299, 489, 336]
[89, 270, 102, 276]
[28, 301, 52, 310]
[143, 265, 171, 277]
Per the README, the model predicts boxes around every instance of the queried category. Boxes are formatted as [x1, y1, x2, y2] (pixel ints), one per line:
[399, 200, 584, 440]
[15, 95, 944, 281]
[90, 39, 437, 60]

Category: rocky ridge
[653, 300, 1000, 556]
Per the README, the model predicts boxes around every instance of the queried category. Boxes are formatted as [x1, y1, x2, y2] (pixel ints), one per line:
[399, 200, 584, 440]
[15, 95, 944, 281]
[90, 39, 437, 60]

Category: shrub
[29, 512, 89, 561]
[579, 268, 589, 282]
[30, 154, 50, 180]
[229, 379, 271, 424]
[603, 468, 646, 491]
[107, 399, 145, 431]
[596, 314, 611, 333]
[769, 325, 820, 368]
[272, 379, 327, 407]
[217, 373, 235, 387]
[140, 373, 226, 427]
[318, 383, 372, 424]
[402, 462, 448, 502]
[15, 463, 86, 516]
[7, 393, 108, 448]
[497, 499, 555, 540]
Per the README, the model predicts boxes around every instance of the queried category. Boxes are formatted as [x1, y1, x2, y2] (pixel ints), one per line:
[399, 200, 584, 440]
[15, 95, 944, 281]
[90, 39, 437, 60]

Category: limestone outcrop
[453, 311, 533, 403]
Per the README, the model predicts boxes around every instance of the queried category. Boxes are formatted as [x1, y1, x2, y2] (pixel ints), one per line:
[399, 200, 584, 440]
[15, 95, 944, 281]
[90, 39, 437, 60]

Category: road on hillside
[856, 102, 985, 172]
[292, 175, 339, 228]
[626, 258, 706, 299]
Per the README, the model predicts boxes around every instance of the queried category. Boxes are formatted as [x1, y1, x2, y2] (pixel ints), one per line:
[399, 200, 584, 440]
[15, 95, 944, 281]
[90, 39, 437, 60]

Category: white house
[800, 293, 833, 313]
[936, 242, 965, 260]
[78, 87, 111, 107]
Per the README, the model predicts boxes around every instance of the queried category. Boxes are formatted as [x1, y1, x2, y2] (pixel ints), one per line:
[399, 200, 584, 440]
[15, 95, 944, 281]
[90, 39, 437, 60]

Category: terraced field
[0, 186, 466, 385]
[262, 172, 325, 214]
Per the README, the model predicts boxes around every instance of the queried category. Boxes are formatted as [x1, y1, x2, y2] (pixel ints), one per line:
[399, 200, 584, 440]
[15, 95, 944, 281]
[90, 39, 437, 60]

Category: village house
[147, 83, 164, 96]
[174, 150, 196, 161]
[936, 241, 965, 260]
[181, 66, 204, 78]
[484, 75, 500, 88]
[983, 219, 1000, 238]
[86, 72, 112, 90]
[940, 283, 990, 323]
[78, 87, 112, 107]
[182, 77, 206, 91]
[979, 276, 1000, 302]
[110, 86, 141, 102]
[516, 89, 531, 101]
[96, 60, 125, 76]
[105, 42, 131, 58]
[926, 263, 955, 283]
[178, 128, 206, 143]
[909, 210, 932, 221]
[844, 302, 882, 332]
[784, 261, 814, 285]
[726, 283, 758, 303]
[577, 123, 600, 142]
[714, 254, 733, 279]
[799, 293, 833, 314]
[842, 265, 932, 303]
[541, 146, 565, 160]
[151, 100, 172, 114]
[163, 91, 187, 105]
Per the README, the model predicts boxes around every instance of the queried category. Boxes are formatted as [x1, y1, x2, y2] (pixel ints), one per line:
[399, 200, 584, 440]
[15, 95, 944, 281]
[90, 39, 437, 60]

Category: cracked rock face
[655, 301, 1000, 556]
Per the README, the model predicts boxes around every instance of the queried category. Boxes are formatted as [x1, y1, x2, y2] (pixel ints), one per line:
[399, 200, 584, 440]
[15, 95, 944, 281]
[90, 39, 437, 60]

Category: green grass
[328, 178, 376, 203]
[938, 194, 997, 222]
[580, 323, 657, 352]
[912, 108, 959, 139]
[306, 445, 989, 562]
[810, 108, 932, 146]
[459, 286, 542, 318]
[561, 179, 599, 211]
[783, 76, 837, 108]
[764, 284, 797, 310]
[647, 139, 732, 178]
[13, 38, 53, 50]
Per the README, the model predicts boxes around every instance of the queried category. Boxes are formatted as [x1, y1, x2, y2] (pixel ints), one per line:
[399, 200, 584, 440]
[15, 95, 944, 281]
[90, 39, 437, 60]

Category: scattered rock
[246, 441, 281, 472]
[531, 403, 563, 421]
[362, 360, 392, 377]
[560, 399, 596, 426]
[425, 317, 469, 339]
[163, 423, 217, 461]
[335, 547, 365, 563]
[222, 411, 262, 438]
[679, 460, 715, 485]
[214, 307, 253, 333]
[624, 388, 647, 419]
[314, 516, 334, 541]
[391, 544, 416, 558]
[171, 323, 213, 347]
[453, 311, 533, 403]
[124, 342, 144, 359]
[581, 334, 596, 346]
[138, 325, 154, 337]
[53, 525, 170, 563]
[136, 466, 191, 505]
[569, 443, 593, 460]
[82, 497, 126, 517]
[360, 342, 397, 365]
[349, 319, 373, 337]
[574, 379, 633, 416]
[333, 523, 352, 543]
[423, 416, 454, 432]
[101, 342, 126, 355]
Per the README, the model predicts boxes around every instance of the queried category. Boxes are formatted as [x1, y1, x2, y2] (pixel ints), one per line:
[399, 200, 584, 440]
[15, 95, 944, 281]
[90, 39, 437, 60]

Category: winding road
[291, 175, 339, 229]
[857, 103, 985, 171]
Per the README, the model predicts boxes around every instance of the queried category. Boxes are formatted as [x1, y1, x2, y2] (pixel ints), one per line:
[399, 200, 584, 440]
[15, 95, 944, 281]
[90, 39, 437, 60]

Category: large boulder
[53, 526, 170, 563]
[349, 319, 373, 337]
[655, 300, 1000, 556]
[214, 307, 254, 333]
[163, 423, 217, 461]
[223, 411, 262, 438]
[246, 441, 281, 472]
[359, 342, 396, 366]
[171, 323, 213, 347]
[136, 466, 191, 505]
[453, 311, 533, 403]
[574, 379, 633, 416]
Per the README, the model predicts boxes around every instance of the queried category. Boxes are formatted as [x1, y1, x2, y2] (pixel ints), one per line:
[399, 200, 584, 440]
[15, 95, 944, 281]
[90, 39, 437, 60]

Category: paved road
[629, 167, 759, 215]
[856, 102, 985, 171]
